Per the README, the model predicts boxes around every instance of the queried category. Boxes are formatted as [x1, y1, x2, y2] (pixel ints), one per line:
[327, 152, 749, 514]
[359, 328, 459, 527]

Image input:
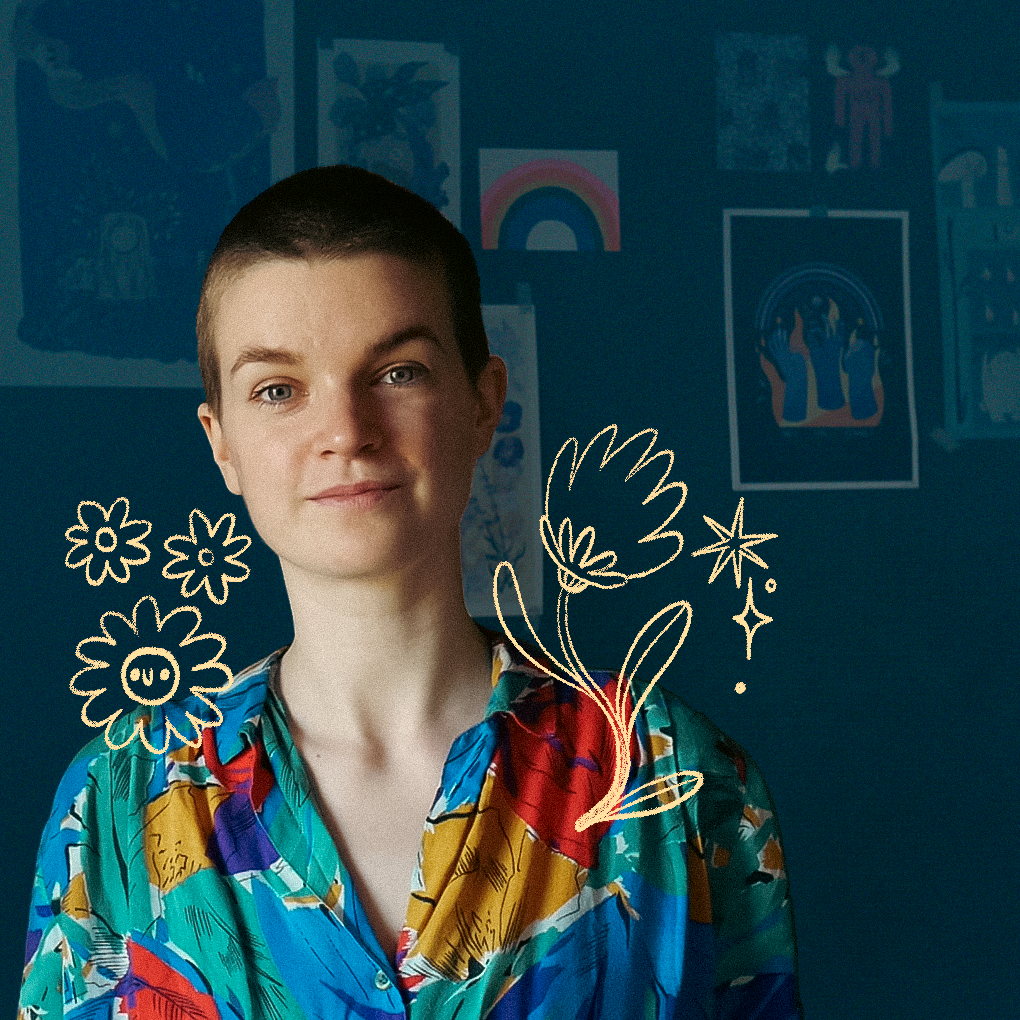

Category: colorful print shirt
[20, 627, 804, 1019]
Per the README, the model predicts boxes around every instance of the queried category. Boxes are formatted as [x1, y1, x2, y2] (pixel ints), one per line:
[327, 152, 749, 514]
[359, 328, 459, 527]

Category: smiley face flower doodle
[495, 425, 704, 835]
[65, 497, 151, 585]
[162, 509, 251, 605]
[71, 595, 234, 753]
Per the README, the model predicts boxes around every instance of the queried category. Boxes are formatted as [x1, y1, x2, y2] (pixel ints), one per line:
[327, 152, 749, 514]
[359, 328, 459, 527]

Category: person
[19, 166, 805, 1019]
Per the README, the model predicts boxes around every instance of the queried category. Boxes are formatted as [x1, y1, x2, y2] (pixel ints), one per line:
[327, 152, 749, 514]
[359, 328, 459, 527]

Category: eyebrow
[228, 326, 444, 377]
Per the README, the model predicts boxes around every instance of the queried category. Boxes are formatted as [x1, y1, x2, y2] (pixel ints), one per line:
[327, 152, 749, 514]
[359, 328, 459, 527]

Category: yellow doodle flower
[162, 509, 251, 605]
[495, 425, 704, 834]
[65, 497, 151, 585]
[539, 425, 687, 592]
[71, 595, 233, 753]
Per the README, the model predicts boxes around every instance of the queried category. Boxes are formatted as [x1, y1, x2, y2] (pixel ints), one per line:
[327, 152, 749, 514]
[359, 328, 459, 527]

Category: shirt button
[374, 970, 392, 990]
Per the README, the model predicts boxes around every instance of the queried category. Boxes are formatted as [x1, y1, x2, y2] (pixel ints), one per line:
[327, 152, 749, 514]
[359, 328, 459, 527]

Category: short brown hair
[196, 165, 490, 419]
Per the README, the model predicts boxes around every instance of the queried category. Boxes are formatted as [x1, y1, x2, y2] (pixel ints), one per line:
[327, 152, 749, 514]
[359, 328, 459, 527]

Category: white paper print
[462, 304, 543, 618]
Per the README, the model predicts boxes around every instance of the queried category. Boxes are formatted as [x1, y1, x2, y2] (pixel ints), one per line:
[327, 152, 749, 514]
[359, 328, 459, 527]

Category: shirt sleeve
[18, 754, 102, 1019]
[706, 741, 806, 1020]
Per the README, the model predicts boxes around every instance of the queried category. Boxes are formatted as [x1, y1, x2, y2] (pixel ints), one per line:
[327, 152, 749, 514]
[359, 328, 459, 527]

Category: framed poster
[931, 87, 1020, 439]
[461, 303, 543, 619]
[724, 209, 918, 490]
[317, 38, 460, 228]
[1, 0, 294, 388]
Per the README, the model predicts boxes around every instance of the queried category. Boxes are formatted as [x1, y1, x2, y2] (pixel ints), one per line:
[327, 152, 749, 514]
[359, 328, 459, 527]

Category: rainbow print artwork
[479, 149, 620, 251]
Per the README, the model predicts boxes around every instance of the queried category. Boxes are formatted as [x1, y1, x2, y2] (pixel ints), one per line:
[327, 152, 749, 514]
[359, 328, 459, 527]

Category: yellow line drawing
[163, 509, 252, 605]
[64, 497, 152, 585]
[691, 496, 777, 589]
[70, 595, 234, 753]
[733, 577, 773, 661]
[492, 425, 705, 834]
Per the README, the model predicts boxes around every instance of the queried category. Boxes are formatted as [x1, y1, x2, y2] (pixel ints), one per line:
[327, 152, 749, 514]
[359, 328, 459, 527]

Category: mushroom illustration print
[939, 149, 988, 208]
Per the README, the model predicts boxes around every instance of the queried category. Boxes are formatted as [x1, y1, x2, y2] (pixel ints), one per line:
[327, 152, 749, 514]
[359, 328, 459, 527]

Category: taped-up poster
[317, 38, 460, 228]
[461, 304, 543, 619]
[3, 0, 293, 387]
[931, 88, 1020, 440]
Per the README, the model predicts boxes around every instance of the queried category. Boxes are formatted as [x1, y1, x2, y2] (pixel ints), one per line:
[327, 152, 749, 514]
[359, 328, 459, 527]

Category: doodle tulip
[495, 426, 703, 833]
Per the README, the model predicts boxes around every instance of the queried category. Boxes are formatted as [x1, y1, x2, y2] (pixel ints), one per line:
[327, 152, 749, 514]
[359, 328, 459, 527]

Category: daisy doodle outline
[691, 496, 777, 588]
[494, 424, 705, 834]
[71, 595, 234, 753]
[65, 497, 152, 585]
[163, 509, 252, 605]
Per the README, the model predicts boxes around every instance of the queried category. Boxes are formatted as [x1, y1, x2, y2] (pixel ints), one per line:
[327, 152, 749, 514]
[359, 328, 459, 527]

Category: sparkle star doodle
[733, 576, 773, 663]
[692, 497, 779, 664]
[162, 509, 252, 605]
[691, 496, 777, 588]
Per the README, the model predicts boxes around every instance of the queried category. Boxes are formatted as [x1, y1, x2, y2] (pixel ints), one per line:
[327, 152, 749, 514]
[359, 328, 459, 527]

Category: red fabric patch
[119, 938, 221, 1019]
[715, 738, 747, 785]
[203, 727, 275, 811]
[492, 675, 640, 869]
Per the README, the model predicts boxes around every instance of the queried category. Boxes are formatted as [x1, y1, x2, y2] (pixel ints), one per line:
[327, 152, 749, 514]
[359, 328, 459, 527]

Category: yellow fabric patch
[324, 879, 343, 912]
[648, 733, 672, 759]
[143, 783, 231, 892]
[760, 835, 786, 875]
[686, 842, 712, 924]
[742, 804, 765, 829]
[61, 872, 91, 920]
[406, 772, 588, 980]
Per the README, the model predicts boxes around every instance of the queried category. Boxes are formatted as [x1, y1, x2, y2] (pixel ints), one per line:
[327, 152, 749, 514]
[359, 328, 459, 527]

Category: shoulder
[656, 684, 759, 782]
[39, 647, 283, 844]
[639, 682, 783, 845]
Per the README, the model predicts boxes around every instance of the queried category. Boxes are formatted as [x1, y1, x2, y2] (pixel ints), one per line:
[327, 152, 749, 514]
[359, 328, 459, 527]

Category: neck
[276, 557, 495, 754]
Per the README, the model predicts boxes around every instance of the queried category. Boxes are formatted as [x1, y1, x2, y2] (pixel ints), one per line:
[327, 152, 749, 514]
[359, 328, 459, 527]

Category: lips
[311, 481, 398, 499]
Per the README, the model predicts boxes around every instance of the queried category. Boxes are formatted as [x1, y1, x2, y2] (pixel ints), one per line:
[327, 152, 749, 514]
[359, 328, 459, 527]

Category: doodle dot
[95, 527, 118, 553]
[735, 682, 746, 694]
[198, 548, 215, 567]
[765, 578, 777, 593]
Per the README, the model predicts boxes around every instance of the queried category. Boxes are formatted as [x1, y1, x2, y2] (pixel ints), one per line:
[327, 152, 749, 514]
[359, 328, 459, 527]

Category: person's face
[197, 253, 506, 587]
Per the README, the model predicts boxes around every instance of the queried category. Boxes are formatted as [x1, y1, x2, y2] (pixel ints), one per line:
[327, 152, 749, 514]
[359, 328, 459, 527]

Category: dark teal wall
[3, 1, 1018, 1015]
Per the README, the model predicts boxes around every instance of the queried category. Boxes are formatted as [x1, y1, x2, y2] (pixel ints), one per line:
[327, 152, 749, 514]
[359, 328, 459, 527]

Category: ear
[471, 355, 509, 458]
[197, 402, 243, 496]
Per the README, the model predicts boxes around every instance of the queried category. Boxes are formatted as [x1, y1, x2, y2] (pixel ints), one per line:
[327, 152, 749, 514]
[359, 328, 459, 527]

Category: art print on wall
[1, 0, 294, 387]
[479, 149, 620, 251]
[724, 209, 918, 490]
[931, 88, 1020, 439]
[716, 33, 810, 172]
[462, 304, 543, 619]
[317, 39, 460, 228]
[823, 43, 900, 173]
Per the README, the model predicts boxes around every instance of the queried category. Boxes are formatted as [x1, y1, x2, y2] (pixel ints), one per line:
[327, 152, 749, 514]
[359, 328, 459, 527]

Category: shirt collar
[212, 625, 557, 765]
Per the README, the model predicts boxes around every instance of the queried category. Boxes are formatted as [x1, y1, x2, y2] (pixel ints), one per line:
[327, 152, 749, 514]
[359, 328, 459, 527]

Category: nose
[313, 382, 382, 457]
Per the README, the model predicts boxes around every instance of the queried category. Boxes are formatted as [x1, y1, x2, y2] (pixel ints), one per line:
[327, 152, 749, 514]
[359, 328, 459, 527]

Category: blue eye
[382, 365, 423, 386]
[254, 383, 293, 405]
